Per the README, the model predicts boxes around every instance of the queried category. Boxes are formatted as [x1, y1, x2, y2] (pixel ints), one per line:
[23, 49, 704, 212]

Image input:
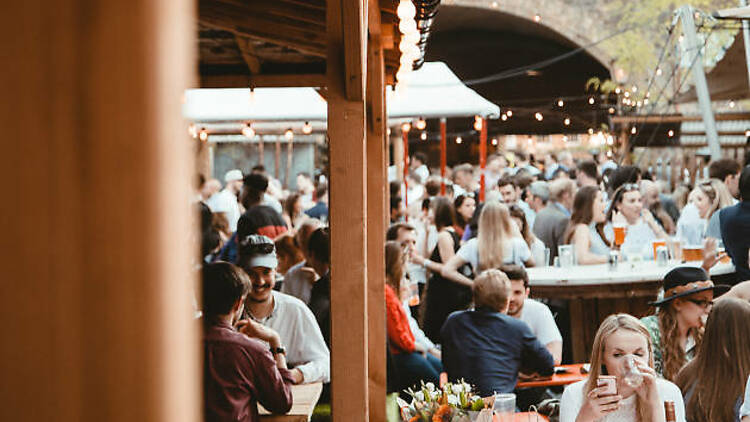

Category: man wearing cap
[238, 234, 330, 385]
[640, 266, 730, 380]
[207, 169, 244, 232]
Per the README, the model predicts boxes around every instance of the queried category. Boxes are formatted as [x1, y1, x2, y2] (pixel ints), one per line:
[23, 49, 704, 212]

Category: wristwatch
[270, 346, 286, 355]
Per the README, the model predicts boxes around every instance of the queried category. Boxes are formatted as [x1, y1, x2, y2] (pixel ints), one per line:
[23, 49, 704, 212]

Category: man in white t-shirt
[501, 264, 562, 365]
[206, 169, 244, 232]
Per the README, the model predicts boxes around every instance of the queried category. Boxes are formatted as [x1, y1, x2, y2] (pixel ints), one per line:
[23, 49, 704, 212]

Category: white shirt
[741, 375, 750, 418]
[263, 193, 283, 215]
[248, 291, 330, 383]
[414, 164, 430, 184]
[206, 189, 241, 232]
[603, 221, 658, 260]
[530, 237, 547, 267]
[560, 378, 686, 422]
[281, 261, 313, 304]
[456, 237, 531, 271]
[402, 300, 436, 351]
[518, 298, 562, 346]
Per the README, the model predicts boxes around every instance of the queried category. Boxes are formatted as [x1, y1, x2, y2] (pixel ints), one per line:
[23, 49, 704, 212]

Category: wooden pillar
[327, 0, 369, 421]
[479, 117, 487, 201]
[275, 139, 281, 181]
[393, 129, 404, 181]
[258, 138, 265, 167]
[1, 1, 199, 422]
[440, 118, 447, 195]
[366, 2, 386, 419]
[196, 139, 213, 179]
[286, 136, 293, 188]
[402, 128, 409, 209]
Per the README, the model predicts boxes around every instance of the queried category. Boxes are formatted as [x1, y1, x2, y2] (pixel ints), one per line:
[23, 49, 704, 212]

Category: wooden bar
[1, 0, 199, 421]
[366, 2, 387, 417]
[440, 118, 447, 195]
[479, 117, 487, 201]
[327, 0, 370, 420]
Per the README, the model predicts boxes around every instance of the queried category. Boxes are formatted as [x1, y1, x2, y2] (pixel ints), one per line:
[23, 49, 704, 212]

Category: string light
[535, 112, 543, 121]
[557, 99, 564, 107]
[588, 97, 595, 105]
[474, 116, 483, 131]
[199, 128, 208, 142]
[564, 118, 571, 126]
[241, 123, 255, 138]
[456, 136, 463, 144]
[415, 117, 427, 130]
[562, 135, 569, 142]
[533, 14, 541, 23]
[420, 131, 427, 141]
[188, 124, 198, 138]
[401, 122, 411, 133]
[302, 121, 312, 134]
[397, 0, 416, 19]
[631, 86, 638, 93]
[730, 100, 736, 108]
[668, 130, 674, 137]
[387, 127, 392, 136]
[491, 1, 498, 7]
[624, 91, 630, 98]
[588, 128, 594, 135]
[615, 87, 621, 95]
[501, 114, 508, 121]
[491, 138, 498, 146]
[631, 126, 637, 135]
[506, 110, 513, 117]
[745, 130, 750, 137]
[656, 68, 662, 76]
[284, 128, 294, 140]
[608, 107, 616, 114]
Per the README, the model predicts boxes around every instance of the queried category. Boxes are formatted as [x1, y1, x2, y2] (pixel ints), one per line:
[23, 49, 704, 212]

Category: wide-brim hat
[649, 266, 731, 306]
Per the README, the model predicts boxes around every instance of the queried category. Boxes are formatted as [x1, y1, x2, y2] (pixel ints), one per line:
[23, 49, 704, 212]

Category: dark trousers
[392, 351, 442, 391]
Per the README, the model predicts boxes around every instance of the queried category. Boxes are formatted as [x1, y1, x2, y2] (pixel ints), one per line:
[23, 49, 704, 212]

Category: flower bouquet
[397, 380, 493, 422]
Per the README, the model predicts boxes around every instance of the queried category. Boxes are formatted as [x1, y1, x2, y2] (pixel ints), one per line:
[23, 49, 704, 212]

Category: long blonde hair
[658, 301, 703, 381]
[477, 201, 514, 271]
[675, 298, 750, 422]
[584, 314, 655, 422]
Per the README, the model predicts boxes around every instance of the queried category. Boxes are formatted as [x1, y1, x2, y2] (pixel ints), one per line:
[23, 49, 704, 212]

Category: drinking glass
[558, 245, 574, 268]
[544, 247, 551, 267]
[668, 237, 683, 262]
[622, 355, 643, 388]
[493, 393, 515, 422]
[613, 224, 627, 247]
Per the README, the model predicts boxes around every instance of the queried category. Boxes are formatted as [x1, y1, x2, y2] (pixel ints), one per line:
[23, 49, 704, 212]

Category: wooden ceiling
[198, 0, 403, 88]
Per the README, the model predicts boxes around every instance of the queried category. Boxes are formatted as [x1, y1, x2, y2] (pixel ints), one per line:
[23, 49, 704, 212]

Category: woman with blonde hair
[675, 298, 750, 422]
[640, 266, 730, 381]
[560, 314, 686, 422]
[441, 201, 532, 287]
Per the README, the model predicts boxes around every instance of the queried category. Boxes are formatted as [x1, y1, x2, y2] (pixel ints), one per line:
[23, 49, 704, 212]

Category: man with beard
[501, 265, 562, 365]
[238, 234, 330, 385]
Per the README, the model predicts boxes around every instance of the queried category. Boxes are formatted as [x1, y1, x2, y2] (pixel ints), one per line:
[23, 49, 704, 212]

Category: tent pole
[479, 118, 487, 201]
[440, 118, 447, 195]
[402, 127, 409, 214]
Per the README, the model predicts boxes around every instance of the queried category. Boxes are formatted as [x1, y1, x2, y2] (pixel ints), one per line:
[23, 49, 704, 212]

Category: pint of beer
[683, 246, 703, 262]
[613, 224, 627, 246]
[652, 240, 667, 260]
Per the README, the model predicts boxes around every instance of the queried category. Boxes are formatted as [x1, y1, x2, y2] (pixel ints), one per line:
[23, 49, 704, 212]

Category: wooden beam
[199, 73, 327, 88]
[235, 35, 261, 74]
[218, 0, 326, 27]
[342, 0, 367, 101]
[200, 0, 327, 57]
[328, 0, 370, 420]
[2, 0, 199, 421]
[366, 1, 387, 420]
[611, 112, 750, 124]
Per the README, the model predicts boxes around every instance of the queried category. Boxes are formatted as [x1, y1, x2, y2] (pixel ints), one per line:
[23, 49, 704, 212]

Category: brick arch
[440, 0, 614, 72]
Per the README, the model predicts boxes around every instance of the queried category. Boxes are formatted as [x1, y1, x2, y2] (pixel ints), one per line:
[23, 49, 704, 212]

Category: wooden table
[259, 382, 323, 422]
[527, 261, 734, 362]
[516, 364, 588, 389]
[512, 412, 548, 421]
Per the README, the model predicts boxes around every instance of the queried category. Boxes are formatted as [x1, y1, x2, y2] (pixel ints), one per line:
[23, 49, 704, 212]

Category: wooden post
[402, 127, 409, 210]
[258, 138, 265, 167]
[286, 135, 293, 188]
[196, 139, 213, 180]
[327, 0, 370, 421]
[1, 0, 199, 421]
[440, 118, 447, 195]
[274, 138, 282, 182]
[479, 117, 487, 201]
[366, 2, 386, 418]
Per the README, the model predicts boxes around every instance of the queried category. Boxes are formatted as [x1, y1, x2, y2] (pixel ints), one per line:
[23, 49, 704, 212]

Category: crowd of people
[194, 149, 750, 422]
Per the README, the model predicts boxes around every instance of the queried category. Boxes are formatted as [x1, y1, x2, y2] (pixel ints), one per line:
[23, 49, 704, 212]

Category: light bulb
[474, 119, 483, 131]
[397, 0, 416, 20]
[400, 54, 414, 67]
[302, 121, 312, 134]
[631, 127, 637, 135]
[624, 91, 630, 98]
[491, 1, 498, 7]
[420, 131, 427, 141]
[615, 87, 621, 94]
[387, 127, 392, 136]
[491, 138, 498, 146]
[533, 14, 541, 23]
[588, 97, 595, 105]
[501, 114, 508, 121]
[415, 118, 426, 130]
[285, 128, 294, 140]
[456, 136, 463, 144]
[656, 68, 662, 76]
[399, 19, 418, 35]
[188, 124, 198, 138]
[668, 130, 674, 137]
[608, 107, 616, 114]
[632, 86, 638, 93]
[401, 122, 411, 133]
[588, 128, 594, 135]
[535, 112, 543, 121]
[557, 99, 564, 107]
[403, 31, 420, 45]
[564, 118, 571, 126]
[562, 136, 569, 142]
[506, 110, 513, 117]
[745, 130, 750, 137]
[730, 100, 736, 108]
[242, 123, 255, 138]
[199, 129, 208, 142]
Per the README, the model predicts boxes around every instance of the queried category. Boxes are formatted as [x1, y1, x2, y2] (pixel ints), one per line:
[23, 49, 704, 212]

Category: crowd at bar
[195, 149, 750, 422]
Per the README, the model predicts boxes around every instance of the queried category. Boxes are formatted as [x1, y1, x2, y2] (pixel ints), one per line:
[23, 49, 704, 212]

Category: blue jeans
[392, 351, 443, 390]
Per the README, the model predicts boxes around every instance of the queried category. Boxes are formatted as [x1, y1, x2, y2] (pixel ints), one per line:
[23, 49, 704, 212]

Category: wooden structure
[259, 382, 323, 422]
[2, 1, 410, 422]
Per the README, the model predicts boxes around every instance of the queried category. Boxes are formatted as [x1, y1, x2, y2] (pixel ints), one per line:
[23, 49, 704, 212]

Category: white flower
[452, 383, 464, 393]
[447, 394, 459, 406]
[431, 390, 441, 400]
[414, 391, 425, 401]
[425, 382, 435, 391]
[462, 382, 471, 393]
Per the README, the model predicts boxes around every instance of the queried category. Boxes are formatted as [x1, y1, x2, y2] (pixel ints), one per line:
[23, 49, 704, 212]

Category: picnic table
[516, 364, 588, 389]
[259, 382, 323, 422]
[527, 260, 734, 362]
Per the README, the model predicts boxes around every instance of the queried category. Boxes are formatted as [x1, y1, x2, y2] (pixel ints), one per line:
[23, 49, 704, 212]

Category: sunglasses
[686, 298, 713, 309]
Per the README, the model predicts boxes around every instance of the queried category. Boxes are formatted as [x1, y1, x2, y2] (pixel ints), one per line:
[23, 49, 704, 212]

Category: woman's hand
[576, 386, 622, 421]
[701, 237, 727, 271]
[633, 361, 660, 402]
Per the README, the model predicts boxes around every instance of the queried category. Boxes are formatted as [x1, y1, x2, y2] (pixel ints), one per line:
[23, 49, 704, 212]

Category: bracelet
[270, 346, 286, 355]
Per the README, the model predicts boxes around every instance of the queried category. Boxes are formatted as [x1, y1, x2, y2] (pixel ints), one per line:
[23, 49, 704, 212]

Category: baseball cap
[225, 169, 243, 183]
[238, 234, 278, 269]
